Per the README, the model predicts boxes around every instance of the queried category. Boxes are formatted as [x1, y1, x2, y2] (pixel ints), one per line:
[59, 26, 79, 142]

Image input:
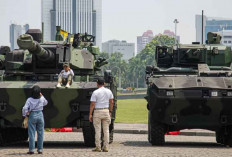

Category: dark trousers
[58, 74, 72, 85]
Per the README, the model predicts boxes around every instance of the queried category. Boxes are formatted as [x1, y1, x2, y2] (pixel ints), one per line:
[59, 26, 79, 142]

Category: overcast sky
[0, 0, 231, 46]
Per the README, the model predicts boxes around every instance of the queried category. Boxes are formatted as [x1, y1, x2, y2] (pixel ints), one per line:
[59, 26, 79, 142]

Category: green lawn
[115, 99, 148, 124]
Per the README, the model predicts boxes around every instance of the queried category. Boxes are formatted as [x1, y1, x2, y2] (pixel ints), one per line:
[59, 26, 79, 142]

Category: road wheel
[216, 130, 224, 144]
[148, 112, 151, 143]
[109, 120, 114, 144]
[82, 123, 95, 147]
[149, 113, 165, 146]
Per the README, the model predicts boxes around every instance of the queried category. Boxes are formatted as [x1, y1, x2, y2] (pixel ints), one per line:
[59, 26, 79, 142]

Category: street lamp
[173, 19, 179, 44]
[112, 66, 121, 89]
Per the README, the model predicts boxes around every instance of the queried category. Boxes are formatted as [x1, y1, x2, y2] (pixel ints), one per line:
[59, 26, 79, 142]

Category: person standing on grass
[22, 85, 48, 155]
[89, 78, 114, 152]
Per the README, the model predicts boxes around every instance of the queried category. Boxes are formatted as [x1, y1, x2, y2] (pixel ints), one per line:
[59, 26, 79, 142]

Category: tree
[127, 35, 175, 88]
[98, 35, 175, 88]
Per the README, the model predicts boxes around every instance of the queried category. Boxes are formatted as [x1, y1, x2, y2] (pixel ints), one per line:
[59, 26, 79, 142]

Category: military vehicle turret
[146, 32, 232, 146]
[0, 27, 117, 146]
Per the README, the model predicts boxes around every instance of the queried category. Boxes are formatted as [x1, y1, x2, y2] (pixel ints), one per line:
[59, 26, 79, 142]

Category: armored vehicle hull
[0, 28, 117, 146]
[146, 32, 232, 146]
[0, 81, 116, 146]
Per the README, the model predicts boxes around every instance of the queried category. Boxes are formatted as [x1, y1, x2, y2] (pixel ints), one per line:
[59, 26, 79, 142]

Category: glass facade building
[42, 0, 102, 48]
[195, 15, 232, 43]
[9, 24, 29, 50]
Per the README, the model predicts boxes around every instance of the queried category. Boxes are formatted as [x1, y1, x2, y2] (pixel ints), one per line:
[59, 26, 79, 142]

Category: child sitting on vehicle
[57, 63, 74, 88]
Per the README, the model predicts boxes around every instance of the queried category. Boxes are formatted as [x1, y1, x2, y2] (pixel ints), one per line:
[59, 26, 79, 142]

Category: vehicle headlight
[211, 91, 218, 97]
[227, 91, 232, 96]
[166, 91, 174, 96]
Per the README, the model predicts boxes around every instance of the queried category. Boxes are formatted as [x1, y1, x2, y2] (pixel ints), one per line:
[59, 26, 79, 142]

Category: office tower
[195, 15, 232, 44]
[42, 0, 102, 48]
[102, 40, 135, 61]
[9, 24, 29, 50]
[137, 30, 154, 53]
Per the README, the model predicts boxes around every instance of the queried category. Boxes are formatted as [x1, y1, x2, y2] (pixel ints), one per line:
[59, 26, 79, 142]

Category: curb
[114, 129, 215, 137]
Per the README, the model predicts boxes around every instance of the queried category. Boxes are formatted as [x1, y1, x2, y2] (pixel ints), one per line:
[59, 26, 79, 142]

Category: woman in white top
[22, 85, 48, 155]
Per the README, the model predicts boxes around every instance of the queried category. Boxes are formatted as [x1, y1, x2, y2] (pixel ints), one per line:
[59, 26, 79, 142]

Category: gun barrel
[17, 34, 54, 62]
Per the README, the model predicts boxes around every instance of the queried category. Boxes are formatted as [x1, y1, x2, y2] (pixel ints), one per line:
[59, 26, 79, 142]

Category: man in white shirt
[89, 78, 114, 152]
[57, 63, 74, 88]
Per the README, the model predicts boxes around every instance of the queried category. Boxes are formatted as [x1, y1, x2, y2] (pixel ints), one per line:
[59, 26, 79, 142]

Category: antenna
[202, 10, 204, 44]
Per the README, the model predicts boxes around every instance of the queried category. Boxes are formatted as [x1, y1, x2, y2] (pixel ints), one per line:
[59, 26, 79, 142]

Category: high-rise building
[218, 30, 232, 48]
[195, 15, 232, 44]
[137, 30, 154, 53]
[93, 0, 102, 50]
[42, 0, 102, 48]
[157, 30, 180, 43]
[102, 40, 135, 61]
[9, 24, 29, 50]
[41, 0, 54, 42]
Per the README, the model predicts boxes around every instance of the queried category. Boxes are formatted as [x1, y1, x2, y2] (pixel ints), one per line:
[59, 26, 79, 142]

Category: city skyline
[0, 0, 231, 47]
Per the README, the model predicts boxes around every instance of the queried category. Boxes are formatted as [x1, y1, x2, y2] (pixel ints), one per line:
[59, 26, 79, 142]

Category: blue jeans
[28, 111, 44, 153]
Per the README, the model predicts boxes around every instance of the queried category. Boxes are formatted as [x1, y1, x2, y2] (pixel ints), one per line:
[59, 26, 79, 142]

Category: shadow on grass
[122, 141, 225, 148]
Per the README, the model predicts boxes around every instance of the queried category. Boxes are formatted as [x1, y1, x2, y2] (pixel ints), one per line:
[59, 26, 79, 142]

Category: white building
[137, 30, 154, 54]
[42, 0, 102, 48]
[9, 24, 29, 50]
[195, 15, 232, 44]
[41, 0, 53, 42]
[218, 30, 232, 47]
[102, 40, 135, 61]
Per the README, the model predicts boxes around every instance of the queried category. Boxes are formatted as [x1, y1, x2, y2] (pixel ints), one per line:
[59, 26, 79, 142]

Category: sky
[0, 0, 231, 46]
[0, 0, 41, 46]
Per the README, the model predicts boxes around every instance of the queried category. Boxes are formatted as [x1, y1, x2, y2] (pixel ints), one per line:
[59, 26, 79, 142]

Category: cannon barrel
[17, 34, 54, 62]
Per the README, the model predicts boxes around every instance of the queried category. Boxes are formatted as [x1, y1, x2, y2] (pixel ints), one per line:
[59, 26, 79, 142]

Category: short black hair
[97, 78, 105, 85]
[31, 85, 41, 99]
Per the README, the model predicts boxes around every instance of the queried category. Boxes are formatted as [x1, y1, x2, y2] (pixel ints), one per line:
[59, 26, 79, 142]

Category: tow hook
[0, 101, 7, 112]
[171, 114, 178, 124]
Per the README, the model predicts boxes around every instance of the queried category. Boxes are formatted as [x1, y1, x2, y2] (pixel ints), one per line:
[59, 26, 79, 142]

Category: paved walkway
[0, 132, 229, 157]
[114, 123, 215, 136]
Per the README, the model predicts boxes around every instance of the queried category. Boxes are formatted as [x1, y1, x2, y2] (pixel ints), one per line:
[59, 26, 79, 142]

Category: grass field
[115, 99, 148, 124]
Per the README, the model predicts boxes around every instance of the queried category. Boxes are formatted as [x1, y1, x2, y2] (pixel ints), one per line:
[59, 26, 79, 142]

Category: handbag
[22, 116, 29, 129]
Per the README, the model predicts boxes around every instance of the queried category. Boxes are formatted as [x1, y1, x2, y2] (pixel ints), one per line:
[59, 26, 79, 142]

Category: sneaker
[56, 83, 61, 88]
[65, 84, 70, 88]
[27, 152, 34, 155]
[103, 147, 109, 152]
[92, 147, 101, 152]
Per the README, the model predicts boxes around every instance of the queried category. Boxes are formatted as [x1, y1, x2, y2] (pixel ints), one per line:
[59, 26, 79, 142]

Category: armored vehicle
[146, 32, 232, 146]
[0, 27, 117, 146]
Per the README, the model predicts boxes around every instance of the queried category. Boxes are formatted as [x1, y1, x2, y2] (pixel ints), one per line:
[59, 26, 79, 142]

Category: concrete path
[114, 123, 215, 136]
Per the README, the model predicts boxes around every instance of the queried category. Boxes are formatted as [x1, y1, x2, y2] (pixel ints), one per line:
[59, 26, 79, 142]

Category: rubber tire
[109, 120, 114, 144]
[216, 131, 224, 144]
[82, 124, 95, 147]
[148, 112, 151, 143]
[83, 120, 115, 147]
[149, 113, 165, 146]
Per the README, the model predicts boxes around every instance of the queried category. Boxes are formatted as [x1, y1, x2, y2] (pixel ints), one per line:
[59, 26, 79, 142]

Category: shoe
[103, 147, 109, 152]
[27, 152, 34, 155]
[92, 147, 101, 152]
[56, 83, 61, 88]
[65, 84, 70, 88]
[38, 152, 43, 154]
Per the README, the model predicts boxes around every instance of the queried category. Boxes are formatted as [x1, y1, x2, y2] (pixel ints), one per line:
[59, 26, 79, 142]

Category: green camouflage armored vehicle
[146, 32, 232, 146]
[0, 27, 117, 146]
